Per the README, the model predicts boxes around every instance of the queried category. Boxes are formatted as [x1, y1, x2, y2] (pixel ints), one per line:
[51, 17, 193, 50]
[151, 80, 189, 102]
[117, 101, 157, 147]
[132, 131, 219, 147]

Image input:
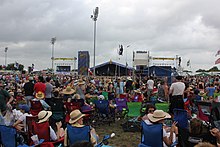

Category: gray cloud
[0, 0, 220, 72]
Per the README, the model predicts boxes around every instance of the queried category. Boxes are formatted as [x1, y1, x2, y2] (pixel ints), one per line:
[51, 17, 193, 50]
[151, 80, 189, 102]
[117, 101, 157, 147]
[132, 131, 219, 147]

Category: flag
[119, 45, 123, 55]
[215, 50, 220, 56]
[187, 60, 190, 66]
[215, 58, 220, 64]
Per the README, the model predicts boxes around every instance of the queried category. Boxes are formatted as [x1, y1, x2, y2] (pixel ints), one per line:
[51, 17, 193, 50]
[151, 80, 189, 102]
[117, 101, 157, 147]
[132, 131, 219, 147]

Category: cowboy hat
[148, 110, 171, 123]
[69, 109, 85, 124]
[38, 110, 52, 123]
[134, 89, 141, 94]
[62, 86, 75, 95]
[78, 79, 85, 85]
[97, 95, 105, 100]
[35, 91, 45, 100]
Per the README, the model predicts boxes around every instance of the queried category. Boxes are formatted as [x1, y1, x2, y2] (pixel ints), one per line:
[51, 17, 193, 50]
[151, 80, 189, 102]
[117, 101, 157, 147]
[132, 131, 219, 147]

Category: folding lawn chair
[139, 121, 163, 147]
[102, 91, 109, 100]
[26, 115, 38, 145]
[30, 100, 43, 116]
[94, 100, 114, 125]
[64, 101, 81, 123]
[196, 101, 212, 123]
[115, 98, 128, 118]
[155, 102, 169, 112]
[31, 121, 64, 147]
[0, 125, 17, 147]
[66, 124, 90, 145]
[127, 102, 141, 117]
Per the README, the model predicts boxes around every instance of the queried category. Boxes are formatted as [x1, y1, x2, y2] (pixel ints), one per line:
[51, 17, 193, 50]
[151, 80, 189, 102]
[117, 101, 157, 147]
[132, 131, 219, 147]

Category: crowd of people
[1, 72, 220, 146]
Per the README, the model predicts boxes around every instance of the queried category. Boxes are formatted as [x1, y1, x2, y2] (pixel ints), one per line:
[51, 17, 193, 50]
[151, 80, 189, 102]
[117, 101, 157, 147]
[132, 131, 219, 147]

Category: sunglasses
[148, 109, 155, 113]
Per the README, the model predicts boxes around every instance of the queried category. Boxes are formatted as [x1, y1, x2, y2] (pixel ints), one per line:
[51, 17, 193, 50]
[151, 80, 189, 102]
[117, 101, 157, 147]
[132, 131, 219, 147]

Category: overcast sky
[0, 0, 220, 72]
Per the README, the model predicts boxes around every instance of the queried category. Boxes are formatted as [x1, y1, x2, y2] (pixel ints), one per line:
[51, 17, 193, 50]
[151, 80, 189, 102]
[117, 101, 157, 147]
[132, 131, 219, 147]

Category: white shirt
[18, 113, 32, 132]
[170, 82, 185, 96]
[50, 126, 58, 141]
[147, 79, 154, 90]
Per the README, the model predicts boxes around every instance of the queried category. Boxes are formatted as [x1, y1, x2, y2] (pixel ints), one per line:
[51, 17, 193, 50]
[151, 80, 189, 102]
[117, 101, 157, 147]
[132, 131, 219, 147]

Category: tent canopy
[90, 60, 133, 76]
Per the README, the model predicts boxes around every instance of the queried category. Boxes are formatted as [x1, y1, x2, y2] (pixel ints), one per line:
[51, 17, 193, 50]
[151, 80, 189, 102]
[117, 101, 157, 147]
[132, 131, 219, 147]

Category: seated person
[64, 109, 99, 146]
[142, 103, 156, 123]
[189, 118, 216, 145]
[33, 110, 62, 142]
[13, 104, 32, 132]
[132, 89, 143, 102]
[147, 110, 178, 146]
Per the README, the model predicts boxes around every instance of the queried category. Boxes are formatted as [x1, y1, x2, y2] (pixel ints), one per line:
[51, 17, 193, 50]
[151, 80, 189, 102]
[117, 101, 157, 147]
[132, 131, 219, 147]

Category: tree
[5, 62, 24, 71]
[196, 69, 207, 72]
[208, 66, 219, 72]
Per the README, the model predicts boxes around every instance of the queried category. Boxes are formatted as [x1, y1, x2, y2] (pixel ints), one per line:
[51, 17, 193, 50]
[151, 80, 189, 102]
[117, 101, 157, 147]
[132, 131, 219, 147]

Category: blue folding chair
[139, 121, 163, 147]
[67, 124, 90, 145]
[0, 125, 17, 147]
[173, 108, 188, 129]
[94, 100, 109, 115]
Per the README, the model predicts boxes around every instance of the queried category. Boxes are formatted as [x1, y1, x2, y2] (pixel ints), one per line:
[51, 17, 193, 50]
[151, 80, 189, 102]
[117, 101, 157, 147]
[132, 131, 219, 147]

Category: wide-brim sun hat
[35, 91, 45, 100]
[38, 110, 52, 123]
[69, 109, 85, 124]
[148, 110, 171, 123]
[98, 95, 105, 100]
[134, 89, 141, 94]
[62, 86, 75, 95]
[78, 79, 85, 85]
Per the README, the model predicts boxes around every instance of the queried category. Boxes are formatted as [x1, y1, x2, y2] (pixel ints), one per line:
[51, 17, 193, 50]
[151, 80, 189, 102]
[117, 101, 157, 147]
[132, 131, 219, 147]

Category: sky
[0, 0, 220, 72]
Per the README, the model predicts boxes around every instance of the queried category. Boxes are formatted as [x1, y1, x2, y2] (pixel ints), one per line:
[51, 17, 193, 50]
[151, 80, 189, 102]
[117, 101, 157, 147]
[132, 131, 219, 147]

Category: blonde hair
[73, 94, 80, 99]
[194, 142, 215, 147]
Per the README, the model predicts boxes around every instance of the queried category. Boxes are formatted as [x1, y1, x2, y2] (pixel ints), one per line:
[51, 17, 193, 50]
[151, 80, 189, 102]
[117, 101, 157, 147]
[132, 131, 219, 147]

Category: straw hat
[62, 86, 75, 95]
[69, 109, 85, 124]
[78, 79, 85, 85]
[148, 110, 171, 123]
[17, 89, 22, 93]
[35, 91, 45, 100]
[127, 77, 132, 81]
[38, 110, 52, 123]
[134, 89, 141, 94]
[98, 95, 105, 100]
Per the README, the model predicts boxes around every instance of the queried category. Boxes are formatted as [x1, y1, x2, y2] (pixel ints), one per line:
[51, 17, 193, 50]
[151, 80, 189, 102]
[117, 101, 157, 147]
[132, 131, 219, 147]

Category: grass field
[95, 118, 140, 147]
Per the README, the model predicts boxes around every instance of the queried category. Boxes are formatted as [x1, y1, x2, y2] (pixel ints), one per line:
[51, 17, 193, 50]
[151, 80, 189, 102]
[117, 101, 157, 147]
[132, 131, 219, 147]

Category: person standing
[0, 81, 14, 113]
[34, 76, 46, 98]
[45, 76, 53, 106]
[146, 76, 154, 101]
[169, 76, 185, 114]
[23, 77, 35, 107]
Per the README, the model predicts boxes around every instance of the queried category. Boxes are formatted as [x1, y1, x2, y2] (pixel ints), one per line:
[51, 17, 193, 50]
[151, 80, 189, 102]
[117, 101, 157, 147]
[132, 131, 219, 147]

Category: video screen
[56, 66, 71, 72]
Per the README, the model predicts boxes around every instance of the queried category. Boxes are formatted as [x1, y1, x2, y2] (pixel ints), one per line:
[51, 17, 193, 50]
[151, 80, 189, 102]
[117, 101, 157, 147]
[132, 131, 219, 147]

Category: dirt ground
[94, 118, 141, 147]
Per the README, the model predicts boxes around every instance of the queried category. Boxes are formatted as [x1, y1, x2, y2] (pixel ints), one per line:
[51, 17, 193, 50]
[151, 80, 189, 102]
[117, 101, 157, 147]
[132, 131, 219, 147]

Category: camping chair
[138, 121, 163, 147]
[26, 115, 38, 145]
[0, 125, 17, 147]
[115, 98, 128, 118]
[155, 103, 169, 112]
[121, 102, 141, 132]
[64, 101, 81, 123]
[94, 100, 114, 125]
[31, 121, 64, 147]
[127, 102, 141, 117]
[66, 124, 90, 145]
[50, 98, 65, 123]
[197, 101, 212, 123]
[210, 101, 220, 129]
[102, 91, 109, 100]
[30, 100, 43, 116]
